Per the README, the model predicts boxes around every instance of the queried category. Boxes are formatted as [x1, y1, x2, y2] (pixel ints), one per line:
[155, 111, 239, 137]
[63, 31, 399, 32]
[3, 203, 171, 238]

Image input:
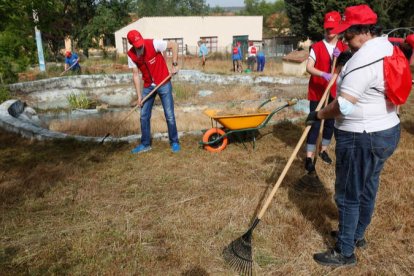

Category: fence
[186, 43, 295, 59]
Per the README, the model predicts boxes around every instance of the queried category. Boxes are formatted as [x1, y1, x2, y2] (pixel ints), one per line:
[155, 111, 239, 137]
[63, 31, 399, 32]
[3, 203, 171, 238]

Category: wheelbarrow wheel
[203, 128, 228, 152]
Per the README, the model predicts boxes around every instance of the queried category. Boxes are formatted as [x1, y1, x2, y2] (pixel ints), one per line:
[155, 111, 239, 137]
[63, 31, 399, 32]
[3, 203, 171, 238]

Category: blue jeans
[140, 81, 179, 146]
[306, 99, 335, 152]
[334, 124, 400, 256]
[257, 55, 265, 71]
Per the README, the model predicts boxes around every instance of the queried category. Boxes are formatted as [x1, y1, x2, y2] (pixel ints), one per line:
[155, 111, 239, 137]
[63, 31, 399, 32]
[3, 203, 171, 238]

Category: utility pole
[33, 10, 46, 72]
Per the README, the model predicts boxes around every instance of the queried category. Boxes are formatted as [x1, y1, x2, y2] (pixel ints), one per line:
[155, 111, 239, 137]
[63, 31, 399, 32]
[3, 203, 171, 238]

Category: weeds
[0, 86, 11, 103]
[66, 92, 91, 109]
[173, 83, 196, 101]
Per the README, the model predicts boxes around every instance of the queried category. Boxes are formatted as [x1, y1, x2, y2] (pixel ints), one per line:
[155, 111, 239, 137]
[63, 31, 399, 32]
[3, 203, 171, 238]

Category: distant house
[114, 16, 263, 56]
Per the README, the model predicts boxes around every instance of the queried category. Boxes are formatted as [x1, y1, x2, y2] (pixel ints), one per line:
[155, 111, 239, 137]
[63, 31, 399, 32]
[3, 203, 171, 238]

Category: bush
[0, 86, 11, 104]
[66, 92, 91, 109]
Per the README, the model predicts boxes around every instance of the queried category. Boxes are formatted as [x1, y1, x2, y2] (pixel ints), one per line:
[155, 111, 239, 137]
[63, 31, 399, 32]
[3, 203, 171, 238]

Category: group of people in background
[232, 41, 266, 73]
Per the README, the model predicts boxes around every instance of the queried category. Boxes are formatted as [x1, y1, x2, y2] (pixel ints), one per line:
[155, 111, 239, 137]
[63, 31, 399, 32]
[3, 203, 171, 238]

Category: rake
[99, 74, 171, 144]
[60, 59, 80, 76]
[223, 73, 339, 275]
[312, 56, 337, 166]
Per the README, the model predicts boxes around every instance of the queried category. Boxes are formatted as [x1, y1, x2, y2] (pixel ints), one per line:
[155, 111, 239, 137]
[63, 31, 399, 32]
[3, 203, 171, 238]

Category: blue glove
[333, 47, 341, 58]
[306, 111, 320, 126]
[321, 72, 332, 82]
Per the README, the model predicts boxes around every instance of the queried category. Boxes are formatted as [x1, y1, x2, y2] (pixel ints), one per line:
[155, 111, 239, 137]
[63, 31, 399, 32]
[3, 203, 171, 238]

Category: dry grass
[2, 72, 414, 274]
[48, 82, 300, 137]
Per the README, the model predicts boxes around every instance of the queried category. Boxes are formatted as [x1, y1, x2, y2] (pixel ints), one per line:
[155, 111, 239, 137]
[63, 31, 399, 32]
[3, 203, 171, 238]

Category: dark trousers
[306, 98, 335, 150]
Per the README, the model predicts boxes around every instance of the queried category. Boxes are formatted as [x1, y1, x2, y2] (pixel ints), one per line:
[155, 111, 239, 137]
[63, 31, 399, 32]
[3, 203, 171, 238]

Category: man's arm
[132, 67, 142, 106]
[166, 41, 179, 74]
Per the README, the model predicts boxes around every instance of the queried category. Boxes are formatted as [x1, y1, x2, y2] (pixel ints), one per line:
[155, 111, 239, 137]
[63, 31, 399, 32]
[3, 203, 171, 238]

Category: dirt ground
[1, 93, 414, 274]
[1, 61, 413, 274]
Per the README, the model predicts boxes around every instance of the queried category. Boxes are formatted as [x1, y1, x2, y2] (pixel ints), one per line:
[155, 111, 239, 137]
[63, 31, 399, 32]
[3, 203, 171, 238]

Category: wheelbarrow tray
[203, 109, 270, 130]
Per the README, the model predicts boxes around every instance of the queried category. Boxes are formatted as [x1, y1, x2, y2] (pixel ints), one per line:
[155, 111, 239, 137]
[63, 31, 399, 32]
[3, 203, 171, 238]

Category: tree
[242, 0, 287, 36]
[284, 0, 313, 40]
[286, 0, 414, 42]
[133, 0, 208, 16]
[78, 1, 132, 52]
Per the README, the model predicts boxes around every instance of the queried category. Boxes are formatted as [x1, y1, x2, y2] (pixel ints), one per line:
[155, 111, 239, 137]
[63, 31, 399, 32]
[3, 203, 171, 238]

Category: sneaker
[131, 144, 152, 154]
[313, 248, 357, 267]
[171, 142, 181, 153]
[330, 231, 367, 249]
[319, 151, 333, 164]
[305, 157, 315, 173]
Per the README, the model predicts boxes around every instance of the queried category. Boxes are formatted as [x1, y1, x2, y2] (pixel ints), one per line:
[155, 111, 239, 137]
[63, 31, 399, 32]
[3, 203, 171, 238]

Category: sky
[206, 0, 276, 7]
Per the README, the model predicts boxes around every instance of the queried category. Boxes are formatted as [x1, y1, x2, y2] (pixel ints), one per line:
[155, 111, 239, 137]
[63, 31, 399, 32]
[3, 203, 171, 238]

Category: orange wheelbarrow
[200, 98, 297, 152]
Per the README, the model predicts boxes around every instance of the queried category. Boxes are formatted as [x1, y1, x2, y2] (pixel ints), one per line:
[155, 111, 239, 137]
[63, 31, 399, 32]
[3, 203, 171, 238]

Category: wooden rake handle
[60, 60, 79, 76]
[140, 74, 172, 105]
[99, 74, 171, 143]
[257, 73, 339, 220]
[314, 56, 338, 163]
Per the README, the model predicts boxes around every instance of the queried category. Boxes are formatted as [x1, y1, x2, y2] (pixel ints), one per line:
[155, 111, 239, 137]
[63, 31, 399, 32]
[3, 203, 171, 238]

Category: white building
[114, 16, 263, 56]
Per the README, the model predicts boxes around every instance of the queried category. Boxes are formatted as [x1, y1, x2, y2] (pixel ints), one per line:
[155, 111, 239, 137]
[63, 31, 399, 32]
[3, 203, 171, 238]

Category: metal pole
[33, 10, 46, 72]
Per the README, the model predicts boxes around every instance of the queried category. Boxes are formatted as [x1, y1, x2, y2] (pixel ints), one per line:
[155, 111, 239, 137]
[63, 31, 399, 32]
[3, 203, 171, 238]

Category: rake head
[223, 217, 262, 276]
[223, 230, 253, 275]
[99, 133, 111, 144]
[294, 171, 327, 197]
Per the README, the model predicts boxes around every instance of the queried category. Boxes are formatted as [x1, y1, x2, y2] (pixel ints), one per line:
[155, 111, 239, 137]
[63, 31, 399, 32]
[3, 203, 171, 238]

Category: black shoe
[319, 151, 332, 164]
[313, 248, 357, 267]
[305, 157, 315, 173]
[330, 231, 367, 249]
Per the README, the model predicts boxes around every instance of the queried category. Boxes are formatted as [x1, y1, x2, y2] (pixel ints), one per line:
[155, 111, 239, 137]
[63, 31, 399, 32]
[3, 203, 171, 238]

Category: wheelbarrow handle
[257, 97, 277, 110]
[287, 98, 298, 106]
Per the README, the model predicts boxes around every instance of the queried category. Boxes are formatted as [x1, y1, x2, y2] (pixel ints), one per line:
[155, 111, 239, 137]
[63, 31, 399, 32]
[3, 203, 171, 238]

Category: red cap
[388, 37, 404, 44]
[127, 30, 144, 48]
[324, 11, 341, 29]
[331, 5, 377, 34]
[405, 34, 414, 49]
[65, 51, 71, 57]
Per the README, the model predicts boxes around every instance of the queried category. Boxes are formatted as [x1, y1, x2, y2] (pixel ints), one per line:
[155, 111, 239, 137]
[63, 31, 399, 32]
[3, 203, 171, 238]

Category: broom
[99, 74, 172, 144]
[223, 73, 339, 275]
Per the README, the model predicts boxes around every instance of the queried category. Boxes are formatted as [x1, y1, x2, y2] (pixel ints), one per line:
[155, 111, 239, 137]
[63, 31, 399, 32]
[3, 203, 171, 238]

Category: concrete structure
[4, 72, 310, 143]
[282, 50, 309, 76]
[114, 16, 263, 56]
[9, 71, 308, 110]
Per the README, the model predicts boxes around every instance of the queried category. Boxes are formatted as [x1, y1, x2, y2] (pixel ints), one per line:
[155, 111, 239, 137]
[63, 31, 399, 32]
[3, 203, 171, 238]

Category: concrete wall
[115, 16, 263, 55]
[282, 61, 307, 76]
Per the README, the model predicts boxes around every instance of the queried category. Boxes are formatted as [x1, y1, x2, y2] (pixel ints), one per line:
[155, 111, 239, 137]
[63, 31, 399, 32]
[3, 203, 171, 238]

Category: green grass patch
[66, 92, 91, 109]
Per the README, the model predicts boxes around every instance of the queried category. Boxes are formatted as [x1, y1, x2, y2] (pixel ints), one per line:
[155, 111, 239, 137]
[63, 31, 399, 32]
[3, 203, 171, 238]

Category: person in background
[232, 41, 242, 73]
[307, 4, 401, 267]
[198, 40, 209, 70]
[64, 50, 81, 74]
[127, 30, 180, 154]
[304, 11, 348, 173]
[256, 43, 266, 72]
[247, 41, 257, 71]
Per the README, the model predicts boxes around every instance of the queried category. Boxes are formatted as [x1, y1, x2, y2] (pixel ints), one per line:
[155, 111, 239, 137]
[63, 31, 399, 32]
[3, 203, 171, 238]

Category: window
[122, 38, 128, 53]
[163, 38, 184, 56]
[200, 36, 218, 53]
